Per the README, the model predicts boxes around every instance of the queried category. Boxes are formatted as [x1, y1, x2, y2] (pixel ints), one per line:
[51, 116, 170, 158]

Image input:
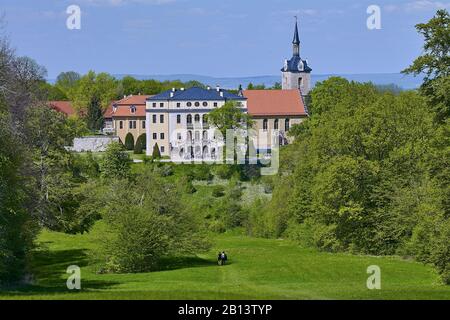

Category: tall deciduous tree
[403, 9, 450, 123]
[68, 71, 120, 127]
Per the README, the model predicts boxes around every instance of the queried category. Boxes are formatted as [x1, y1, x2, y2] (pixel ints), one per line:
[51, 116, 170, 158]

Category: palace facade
[144, 20, 310, 160]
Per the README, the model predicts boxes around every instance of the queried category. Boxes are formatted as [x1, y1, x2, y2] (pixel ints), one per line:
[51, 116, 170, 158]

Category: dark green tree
[134, 133, 146, 154]
[152, 143, 161, 159]
[86, 93, 104, 131]
[124, 133, 135, 150]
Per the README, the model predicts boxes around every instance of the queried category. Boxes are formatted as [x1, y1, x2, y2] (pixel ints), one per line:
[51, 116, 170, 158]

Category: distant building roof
[243, 89, 308, 117]
[106, 94, 152, 118]
[282, 56, 312, 73]
[47, 101, 75, 116]
[147, 87, 246, 102]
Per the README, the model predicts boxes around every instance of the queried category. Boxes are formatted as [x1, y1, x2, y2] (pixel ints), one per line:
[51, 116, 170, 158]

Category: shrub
[194, 164, 213, 181]
[100, 173, 211, 273]
[100, 142, 131, 179]
[212, 185, 225, 198]
[213, 165, 235, 179]
[124, 133, 134, 150]
[154, 164, 174, 177]
[134, 134, 146, 154]
[238, 164, 261, 181]
[133, 142, 143, 154]
[152, 143, 161, 159]
[405, 215, 450, 284]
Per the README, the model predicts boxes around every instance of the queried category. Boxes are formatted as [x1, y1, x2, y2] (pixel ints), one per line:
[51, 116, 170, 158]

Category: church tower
[281, 18, 312, 97]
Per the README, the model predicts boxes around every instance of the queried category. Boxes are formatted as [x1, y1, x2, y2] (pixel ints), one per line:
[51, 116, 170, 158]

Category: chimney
[207, 86, 211, 90]
[220, 91, 224, 97]
[172, 88, 176, 92]
[170, 92, 174, 98]
[181, 88, 185, 91]
[216, 85, 220, 92]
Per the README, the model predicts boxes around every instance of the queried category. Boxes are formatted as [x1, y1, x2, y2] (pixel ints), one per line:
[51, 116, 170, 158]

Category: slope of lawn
[1, 222, 449, 300]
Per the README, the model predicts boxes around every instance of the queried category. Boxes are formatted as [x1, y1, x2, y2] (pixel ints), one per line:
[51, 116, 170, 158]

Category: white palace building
[143, 20, 311, 161]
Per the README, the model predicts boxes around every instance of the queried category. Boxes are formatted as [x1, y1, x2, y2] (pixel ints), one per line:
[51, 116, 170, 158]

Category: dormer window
[298, 60, 304, 71]
[130, 105, 136, 114]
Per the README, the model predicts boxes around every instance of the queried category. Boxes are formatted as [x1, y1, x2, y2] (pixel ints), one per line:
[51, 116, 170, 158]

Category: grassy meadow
[1, 222, 449, 300]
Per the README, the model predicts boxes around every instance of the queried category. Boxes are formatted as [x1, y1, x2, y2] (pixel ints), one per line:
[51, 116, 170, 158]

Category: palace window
[161, 146, 165, 153]
[263, 119, 268, 131]
[177, 103, 181, 108]
[202, 115, 208, 124]
[202, 102, 208, 107]
[153, 103, 156, 108]
[194, 114, 200, 123]
[187, 102, 192, 107]
[160, 103, 164, 108]
[160, 115, 164, 123]
[187, 114, 192, 124]
[153, 133, 157, 140]
[285, 119, 290, 132]
[274, 119, 279, 130]
[129, 121, 137, 129]
[142, 120, 146, 129]
[160, 133, 165, 140]
[119, 121, 123, 129]
[177, 114, 181, 124]
[213, 102, 218, 107]
[195, 102, 200, 107]
[153, 115, 157, 123]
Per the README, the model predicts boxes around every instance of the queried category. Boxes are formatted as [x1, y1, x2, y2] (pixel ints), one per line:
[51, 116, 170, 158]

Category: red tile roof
[47, 101, 75, 116]
[243, 89, 307, 117]
[106, 95, 152, 118]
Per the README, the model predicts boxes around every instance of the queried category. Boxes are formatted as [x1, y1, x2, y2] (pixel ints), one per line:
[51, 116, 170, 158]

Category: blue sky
[1, 0, 449, 78]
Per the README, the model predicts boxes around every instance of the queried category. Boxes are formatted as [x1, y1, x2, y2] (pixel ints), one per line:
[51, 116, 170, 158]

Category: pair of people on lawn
[217, 251, 228, 265]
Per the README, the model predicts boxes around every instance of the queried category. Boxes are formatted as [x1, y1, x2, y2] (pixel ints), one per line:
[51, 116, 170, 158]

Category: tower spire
[292, 17, 300, 57]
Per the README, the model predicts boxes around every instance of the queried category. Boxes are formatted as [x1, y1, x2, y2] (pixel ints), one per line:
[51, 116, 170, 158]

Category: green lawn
[1, 223, 449, 300]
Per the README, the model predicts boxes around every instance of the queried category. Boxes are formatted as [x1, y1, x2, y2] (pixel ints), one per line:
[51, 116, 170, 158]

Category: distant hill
[111, 73, 424, 90]
[47, 73, 424, 90]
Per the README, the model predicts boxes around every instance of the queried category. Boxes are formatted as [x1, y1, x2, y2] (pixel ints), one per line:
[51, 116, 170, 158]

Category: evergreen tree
[152, 143, 161, 159]
[125, 133, 135, 150]
[134, 134, 146, 154]
[86, 93, 104, 131]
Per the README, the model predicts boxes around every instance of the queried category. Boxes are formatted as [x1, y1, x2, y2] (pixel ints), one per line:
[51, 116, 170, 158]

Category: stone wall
[69, 136, 120, 152]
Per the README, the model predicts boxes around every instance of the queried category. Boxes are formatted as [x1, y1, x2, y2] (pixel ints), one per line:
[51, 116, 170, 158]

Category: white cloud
[406, 0, 450, 11]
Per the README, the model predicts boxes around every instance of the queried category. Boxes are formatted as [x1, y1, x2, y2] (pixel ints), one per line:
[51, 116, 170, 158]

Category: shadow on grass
[0, 248, 119, 297]
[155, 256, 223, 272]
